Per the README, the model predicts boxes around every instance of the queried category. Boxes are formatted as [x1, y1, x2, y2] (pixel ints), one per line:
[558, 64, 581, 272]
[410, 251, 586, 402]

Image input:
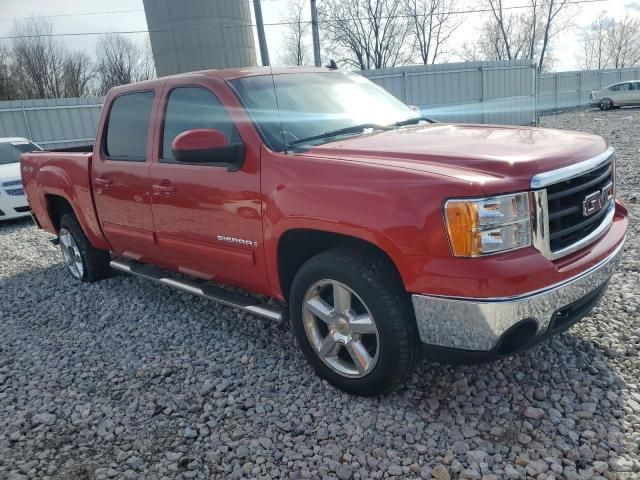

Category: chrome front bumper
[412, 239, 625, 351]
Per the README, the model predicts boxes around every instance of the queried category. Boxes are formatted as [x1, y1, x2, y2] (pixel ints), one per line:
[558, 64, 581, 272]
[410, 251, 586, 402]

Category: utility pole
[310, 0, 321, 67]
[253, 0, 270, 66]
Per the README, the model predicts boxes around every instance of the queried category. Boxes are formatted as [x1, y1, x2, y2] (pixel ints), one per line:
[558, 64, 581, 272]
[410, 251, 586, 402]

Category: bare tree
[606, 14, 640, 68]
[473, 0, 573, 71]
[537, 0, 572, 72]
[577, 13, 611, 69]
[62, 51, 94, 97]
[280, 0, 311, 66]
[461, 14, 522, 61]
[11, 17, 68, 99]
[319, 0, 413, 70]
[138, 36, 157, 81]
[0, 46, 17, 101]
[404, 0, 461, 64]
[95, 34, 152, 94]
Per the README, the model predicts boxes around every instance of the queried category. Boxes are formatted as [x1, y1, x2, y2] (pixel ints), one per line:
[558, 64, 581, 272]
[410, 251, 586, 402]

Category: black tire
[600, 98, 614, 110]
[59, 213, 111, 282]
[289, 247, 419, 396]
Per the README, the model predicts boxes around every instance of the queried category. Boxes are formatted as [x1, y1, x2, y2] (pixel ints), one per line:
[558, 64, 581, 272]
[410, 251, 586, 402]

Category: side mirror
[172, 128, 244, 171]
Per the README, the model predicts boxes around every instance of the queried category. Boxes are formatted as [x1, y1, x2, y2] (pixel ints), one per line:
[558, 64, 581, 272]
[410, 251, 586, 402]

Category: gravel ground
[1, 109, 639, 480]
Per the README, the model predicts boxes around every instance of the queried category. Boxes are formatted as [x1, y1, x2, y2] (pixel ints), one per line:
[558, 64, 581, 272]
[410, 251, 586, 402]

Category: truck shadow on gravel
[0, 261, 634, 479]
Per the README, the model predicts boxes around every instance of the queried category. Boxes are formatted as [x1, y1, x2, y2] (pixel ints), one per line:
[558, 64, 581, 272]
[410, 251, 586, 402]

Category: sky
[0, 0, 638, 72]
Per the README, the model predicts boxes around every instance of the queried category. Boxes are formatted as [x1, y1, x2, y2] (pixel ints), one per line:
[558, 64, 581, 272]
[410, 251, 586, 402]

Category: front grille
[1, 179, 22, 187]
[1, 178, 25, 197]
[5, 188, 24, 196]
[546, 156, 613, 252]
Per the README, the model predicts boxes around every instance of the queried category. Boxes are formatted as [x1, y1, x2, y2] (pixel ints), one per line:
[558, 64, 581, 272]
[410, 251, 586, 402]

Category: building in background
[142, 0, 257, 76]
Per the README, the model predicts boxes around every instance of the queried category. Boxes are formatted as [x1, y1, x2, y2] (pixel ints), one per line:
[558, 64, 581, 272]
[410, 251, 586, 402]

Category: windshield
[230, 72, 415, 151]
[0, 140, 40, 165]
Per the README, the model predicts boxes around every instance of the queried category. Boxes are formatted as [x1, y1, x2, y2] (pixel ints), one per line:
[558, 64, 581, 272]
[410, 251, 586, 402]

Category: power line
[0, 0, 607, 41]
[0, 0, 286, 21]
[0, 9, 145, 22]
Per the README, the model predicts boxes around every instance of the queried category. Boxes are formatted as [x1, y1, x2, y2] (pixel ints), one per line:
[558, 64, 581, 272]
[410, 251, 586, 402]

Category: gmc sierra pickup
[22, 67, 627, 396]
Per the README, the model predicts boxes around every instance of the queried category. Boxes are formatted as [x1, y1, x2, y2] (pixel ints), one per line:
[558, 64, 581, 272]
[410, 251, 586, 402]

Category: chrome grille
[546, 158, 613, 251]
[531, 148, 615, 260]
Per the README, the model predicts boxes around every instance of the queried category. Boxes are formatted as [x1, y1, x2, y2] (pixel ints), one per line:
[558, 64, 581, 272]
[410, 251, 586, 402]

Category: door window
[104, 91, 154, 161]
[161, 87, 241, 162]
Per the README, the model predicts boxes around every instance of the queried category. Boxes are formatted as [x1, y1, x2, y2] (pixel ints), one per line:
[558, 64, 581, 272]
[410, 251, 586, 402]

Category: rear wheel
[600, 98, 614, 110]
[289, 248, 419, 396]
[59, 213, 111, 282]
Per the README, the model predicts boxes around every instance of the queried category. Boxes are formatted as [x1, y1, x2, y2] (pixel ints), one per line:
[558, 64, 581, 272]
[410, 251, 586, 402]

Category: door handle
[152, 182, 177, 196]
[94, 177, 113, 186]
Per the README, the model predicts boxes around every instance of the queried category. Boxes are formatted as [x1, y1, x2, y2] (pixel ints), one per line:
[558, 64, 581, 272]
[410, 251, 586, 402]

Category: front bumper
[0, 192, 30, 220]
[412, 238, 624, 357]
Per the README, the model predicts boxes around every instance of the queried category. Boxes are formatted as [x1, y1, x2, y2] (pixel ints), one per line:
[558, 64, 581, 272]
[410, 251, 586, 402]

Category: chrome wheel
[59, 228, 84, 279]
[302, 279, 380, 378]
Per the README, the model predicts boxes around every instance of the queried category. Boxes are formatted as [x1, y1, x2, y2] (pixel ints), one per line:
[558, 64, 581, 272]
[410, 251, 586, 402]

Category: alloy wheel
[302, 279, 380, 378]
[59, 228, 84, 279]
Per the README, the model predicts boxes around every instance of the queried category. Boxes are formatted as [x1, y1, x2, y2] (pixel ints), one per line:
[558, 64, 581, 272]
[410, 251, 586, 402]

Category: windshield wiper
[391, 116, 436, 127]
[287, 123, 392, 147]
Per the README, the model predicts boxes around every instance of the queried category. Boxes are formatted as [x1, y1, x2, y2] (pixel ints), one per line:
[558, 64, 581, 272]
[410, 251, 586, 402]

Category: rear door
[148, 77, 270, 294]
[631, 82, 640, 105]
[611, 82, 632, 105]
[92, 88, 164, 263]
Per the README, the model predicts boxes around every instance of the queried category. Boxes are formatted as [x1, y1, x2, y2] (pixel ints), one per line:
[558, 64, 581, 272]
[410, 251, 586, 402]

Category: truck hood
[0, 162, 21, 182]
[302, 123, 609, 193]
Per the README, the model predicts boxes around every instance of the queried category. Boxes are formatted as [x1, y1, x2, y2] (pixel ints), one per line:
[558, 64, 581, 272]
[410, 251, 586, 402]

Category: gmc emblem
[582, 181, 613, 216]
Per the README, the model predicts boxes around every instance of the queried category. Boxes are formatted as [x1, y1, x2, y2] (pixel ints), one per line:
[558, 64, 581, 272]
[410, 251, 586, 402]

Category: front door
[148, 79, 269, 294]
[93, 88, 164, 263]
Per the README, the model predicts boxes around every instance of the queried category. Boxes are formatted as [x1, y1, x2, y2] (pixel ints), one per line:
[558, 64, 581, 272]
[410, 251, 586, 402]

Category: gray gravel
[1, 108, 639, 480]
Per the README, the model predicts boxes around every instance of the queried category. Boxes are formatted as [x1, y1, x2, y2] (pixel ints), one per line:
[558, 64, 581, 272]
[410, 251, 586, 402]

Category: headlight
[444, 192, 532, 257]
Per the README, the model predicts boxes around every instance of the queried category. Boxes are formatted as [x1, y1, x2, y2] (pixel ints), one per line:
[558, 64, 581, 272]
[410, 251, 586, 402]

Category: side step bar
[110, 259, 285, 322]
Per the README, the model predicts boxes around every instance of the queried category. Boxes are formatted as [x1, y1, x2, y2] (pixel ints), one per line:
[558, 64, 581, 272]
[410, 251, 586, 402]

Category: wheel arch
[276, 228, 405, 302]
[45, 193, 76, 232]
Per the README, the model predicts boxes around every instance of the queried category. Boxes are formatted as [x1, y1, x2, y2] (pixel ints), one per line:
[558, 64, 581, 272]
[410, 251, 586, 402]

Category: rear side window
[161, 87, 241, 162]
[104, 91, 154, 161]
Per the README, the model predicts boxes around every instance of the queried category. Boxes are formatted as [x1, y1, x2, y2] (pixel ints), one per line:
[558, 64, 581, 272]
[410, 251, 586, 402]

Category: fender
[35, 164, 111, 251]
[263, 216, 404, 300]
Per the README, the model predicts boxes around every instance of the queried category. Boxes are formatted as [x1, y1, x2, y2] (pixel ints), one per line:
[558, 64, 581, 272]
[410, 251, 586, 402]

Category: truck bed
[20, 150, 110, 251]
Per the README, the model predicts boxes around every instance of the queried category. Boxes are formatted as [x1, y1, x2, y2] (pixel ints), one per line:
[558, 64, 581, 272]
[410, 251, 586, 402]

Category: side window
[620, 83, 631, 91]
[105, 91, 154, 161]
[610, 84, 619, 91]
[161, 87, 242, 162]
[635, 82, 640, 90]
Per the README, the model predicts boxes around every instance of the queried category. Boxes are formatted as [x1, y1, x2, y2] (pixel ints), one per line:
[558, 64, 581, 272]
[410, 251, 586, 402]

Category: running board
[109, 259, 285, 322]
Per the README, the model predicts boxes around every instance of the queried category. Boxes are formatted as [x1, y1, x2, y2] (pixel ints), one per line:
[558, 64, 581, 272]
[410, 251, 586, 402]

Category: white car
[0, 137, 42, 221]
[590, 80, 640, 110]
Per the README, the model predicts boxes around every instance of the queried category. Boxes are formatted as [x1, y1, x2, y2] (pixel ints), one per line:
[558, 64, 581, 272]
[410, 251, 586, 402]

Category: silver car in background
[590, 80, 640, 110]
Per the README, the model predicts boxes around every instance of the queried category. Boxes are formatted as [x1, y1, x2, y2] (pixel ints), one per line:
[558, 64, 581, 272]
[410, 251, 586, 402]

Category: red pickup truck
[22, 67, 627, 396]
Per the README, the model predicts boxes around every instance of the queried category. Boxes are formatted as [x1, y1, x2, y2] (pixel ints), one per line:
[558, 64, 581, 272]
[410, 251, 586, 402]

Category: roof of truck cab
[108, 67, 341, 93]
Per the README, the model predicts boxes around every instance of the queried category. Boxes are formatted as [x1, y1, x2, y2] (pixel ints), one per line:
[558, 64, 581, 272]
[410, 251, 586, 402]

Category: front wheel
[289, 248, 419, 396]
[59, 213, 111, 282]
